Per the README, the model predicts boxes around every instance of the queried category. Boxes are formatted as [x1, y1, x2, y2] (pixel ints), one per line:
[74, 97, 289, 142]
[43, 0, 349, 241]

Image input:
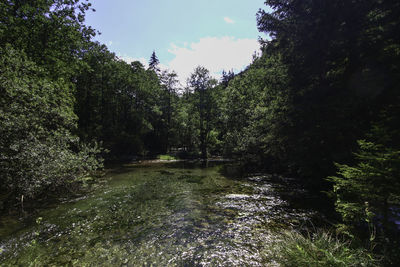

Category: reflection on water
[0, 162, 319, 266]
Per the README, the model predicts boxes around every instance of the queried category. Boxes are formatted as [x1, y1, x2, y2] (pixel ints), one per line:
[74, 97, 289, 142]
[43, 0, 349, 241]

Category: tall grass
[265, 230, 378, 267]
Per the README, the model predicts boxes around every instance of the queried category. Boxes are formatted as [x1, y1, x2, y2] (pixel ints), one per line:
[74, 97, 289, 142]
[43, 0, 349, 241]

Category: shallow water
[0, 161, 318, 266]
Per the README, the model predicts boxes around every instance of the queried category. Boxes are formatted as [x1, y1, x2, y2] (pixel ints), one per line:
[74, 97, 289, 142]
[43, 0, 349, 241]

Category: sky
[84, 0, 269, 84]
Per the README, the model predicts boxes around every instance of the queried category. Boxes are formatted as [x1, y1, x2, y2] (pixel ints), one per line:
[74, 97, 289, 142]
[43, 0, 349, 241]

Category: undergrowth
[265, 230, 378, 267]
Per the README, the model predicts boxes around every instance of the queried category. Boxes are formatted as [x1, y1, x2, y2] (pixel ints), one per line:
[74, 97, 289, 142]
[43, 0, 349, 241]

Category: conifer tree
[148, 50, 160, 73]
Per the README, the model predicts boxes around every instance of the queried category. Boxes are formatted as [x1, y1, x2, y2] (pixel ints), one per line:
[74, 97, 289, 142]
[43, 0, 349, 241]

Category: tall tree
[160, 70, 179, 152]
[188, 66, 216, 159]
[148, 50, 160, 73]
[256, 0, 400, 182]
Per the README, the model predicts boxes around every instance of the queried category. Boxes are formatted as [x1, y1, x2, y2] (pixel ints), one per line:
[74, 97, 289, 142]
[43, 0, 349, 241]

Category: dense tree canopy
[0, 0, 95, 80]
[0, 0, 99, 205]
[74, 43, 169, 158]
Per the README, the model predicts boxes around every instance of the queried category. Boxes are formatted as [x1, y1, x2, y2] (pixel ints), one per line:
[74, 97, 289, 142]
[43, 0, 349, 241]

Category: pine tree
[329, 125, 400, 238]
[148, 51, 160, 73]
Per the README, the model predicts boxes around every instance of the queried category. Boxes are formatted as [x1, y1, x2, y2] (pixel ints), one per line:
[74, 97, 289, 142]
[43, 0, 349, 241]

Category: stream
[0, 161, 323, 266]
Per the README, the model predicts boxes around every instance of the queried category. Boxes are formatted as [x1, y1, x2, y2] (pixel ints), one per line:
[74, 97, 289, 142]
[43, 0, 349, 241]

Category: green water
[0, 161, 316, 266]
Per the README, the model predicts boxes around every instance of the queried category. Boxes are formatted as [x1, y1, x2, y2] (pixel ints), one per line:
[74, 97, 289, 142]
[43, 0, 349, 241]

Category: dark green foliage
[221, 70, 234, 87]
[221, 54, 290, 167]
[186, 67, 219, 159]
[1, 0, 399, 263]
[214, 1, 400, 259]
[0, 46, 102, 201]
[0, 1, 101, 206]
[159, 70, 179, 152]
[251, 0, 400, 261]
[329, 105, 400, 245]
[148, 51, 160, 73]
[254, 0, 400, 181]
[172, 92, 200, 156]
[75, 43, 172, 159]
[329, 138, 400, 237]
[0, 0, 95, 80]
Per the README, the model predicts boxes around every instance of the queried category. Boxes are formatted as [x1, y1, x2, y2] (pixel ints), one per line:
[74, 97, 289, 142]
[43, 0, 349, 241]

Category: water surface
[0, 161, 317, 266]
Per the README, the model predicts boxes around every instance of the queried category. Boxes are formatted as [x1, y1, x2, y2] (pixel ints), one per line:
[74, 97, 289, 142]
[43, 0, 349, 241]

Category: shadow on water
[0, 161, 328, 266]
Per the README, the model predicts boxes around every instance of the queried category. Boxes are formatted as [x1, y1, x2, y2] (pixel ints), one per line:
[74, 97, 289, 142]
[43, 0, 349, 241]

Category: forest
[1, 0, 399, 266]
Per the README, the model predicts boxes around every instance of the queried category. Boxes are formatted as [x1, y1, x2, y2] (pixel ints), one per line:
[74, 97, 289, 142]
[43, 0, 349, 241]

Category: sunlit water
[0, 161, 320, 266]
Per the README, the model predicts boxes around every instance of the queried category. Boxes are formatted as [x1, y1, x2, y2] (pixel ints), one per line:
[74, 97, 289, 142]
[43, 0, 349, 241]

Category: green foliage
[158, 154, 177, 160]
[0, 0, 95, 80]
[266, 230, 378, 267]
[182, 66, 219, 159]
[159, 69, 179, 152]
[0, 45, 102, 201]
[1, 1, 399, 264]
[221, 54, 290, 166]
[74, 45, 170, 158]
[329, 136, 400, 238]
[172, 94, 200, 156]
[254, 0, 400, 181]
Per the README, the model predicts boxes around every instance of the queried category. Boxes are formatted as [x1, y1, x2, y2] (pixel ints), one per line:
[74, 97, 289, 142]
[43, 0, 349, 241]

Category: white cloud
[224, 17, 235, 24]
[167, 36, 260, 85]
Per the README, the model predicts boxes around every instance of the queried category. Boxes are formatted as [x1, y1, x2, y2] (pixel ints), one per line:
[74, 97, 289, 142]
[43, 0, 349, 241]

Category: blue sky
[84, 0, 269, 83]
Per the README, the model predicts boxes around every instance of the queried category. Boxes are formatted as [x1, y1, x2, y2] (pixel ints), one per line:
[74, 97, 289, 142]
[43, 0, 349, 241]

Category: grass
[265, 230, 378, 267]
[158, 154, 177, 160]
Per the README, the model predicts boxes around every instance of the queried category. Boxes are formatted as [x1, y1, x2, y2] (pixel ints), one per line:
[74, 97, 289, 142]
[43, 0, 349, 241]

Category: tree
[221, 69, 235, 87]
[75, 42, 175, 159]
[329, 101, 400, 239]
[256, 0, 400, 183]
[160, 70, 179, 152]
[220, 53, 290, 167]
[0, 46, 102, 203]
[188, 67, 216, 159]
[0, 1, 102, 206]
[329, 138, 400, 239]
[148, 50, 160, 73]
[0, 0, 96, 81]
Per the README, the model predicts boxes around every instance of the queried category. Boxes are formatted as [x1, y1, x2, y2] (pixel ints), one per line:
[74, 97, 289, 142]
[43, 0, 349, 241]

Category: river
[0, 161, 322, 266]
